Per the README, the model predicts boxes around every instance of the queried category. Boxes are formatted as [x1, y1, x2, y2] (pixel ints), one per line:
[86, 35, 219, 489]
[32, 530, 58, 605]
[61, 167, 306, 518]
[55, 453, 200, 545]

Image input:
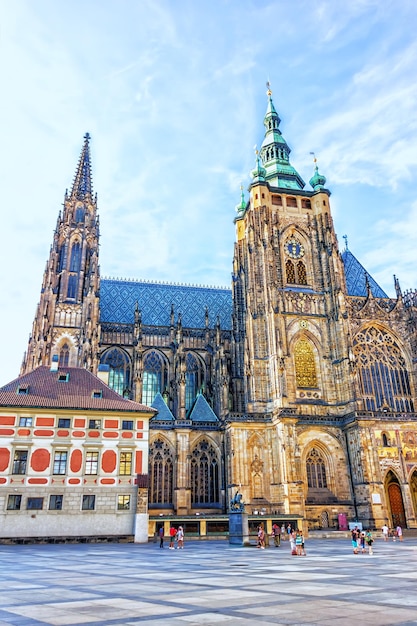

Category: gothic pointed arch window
[285, 259, 307, 285]
[75, 206, 85, 223]
[59, 343, 70, 367]
[353, 326, 414, 412]
[69, 242, 81, 272]
[306, 448, 327, 489]
[185, 352, 203, 412]
[100, 348, 131, 397]
[190, 439, 220, 506]
[286, 259, 296, 284]
[142, 350, 168, 405]
[294, 338, 318, 388]
[67, 275, 78, 299]
[149, 438, 174, 506]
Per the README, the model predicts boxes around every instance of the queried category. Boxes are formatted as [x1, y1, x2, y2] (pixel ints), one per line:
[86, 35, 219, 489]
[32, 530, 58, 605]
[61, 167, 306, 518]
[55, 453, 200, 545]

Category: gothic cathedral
[21, 89, 417, 530]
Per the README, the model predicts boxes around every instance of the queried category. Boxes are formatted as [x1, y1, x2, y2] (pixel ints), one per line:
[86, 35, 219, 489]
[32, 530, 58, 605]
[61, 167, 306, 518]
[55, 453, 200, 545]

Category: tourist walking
[300, 530, 306, 556]
[290, 529, 297, 555]
[271, 523, 281, 547]
[366, 529, 373, 555]
[257, 524, 265, 549]
[281, 523, 286, 539]
[381, 524, 389, 541]
[359, 530, 366, 554]
[158, 526, 164, 548]
[396, 525, 403, 541]
[177, 526, 184, 549]
[351, 526, 359, 554]
[169, 525, 177, 549]
[295, 531, 303, 556]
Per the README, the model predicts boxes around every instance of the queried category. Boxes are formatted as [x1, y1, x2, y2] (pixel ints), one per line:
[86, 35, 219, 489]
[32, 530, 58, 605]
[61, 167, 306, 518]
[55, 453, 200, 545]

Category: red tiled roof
[0, 366, 156, 414]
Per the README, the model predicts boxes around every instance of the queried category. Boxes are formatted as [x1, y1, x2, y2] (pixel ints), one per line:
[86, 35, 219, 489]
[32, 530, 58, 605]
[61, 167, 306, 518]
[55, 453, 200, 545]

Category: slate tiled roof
[189, 394, 219, 422]
[0, 366, 156, 414]
[100, 279, 232, 330]
[342, 249, 388, 298]
[151, 392, 175, 421]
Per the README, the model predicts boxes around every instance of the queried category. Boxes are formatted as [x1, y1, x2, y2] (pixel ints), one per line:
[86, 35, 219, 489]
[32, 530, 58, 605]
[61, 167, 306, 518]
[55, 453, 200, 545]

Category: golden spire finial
[310, 151, 317, 165]
[254, 144, 259, 157]
[266, 80, 272, 97]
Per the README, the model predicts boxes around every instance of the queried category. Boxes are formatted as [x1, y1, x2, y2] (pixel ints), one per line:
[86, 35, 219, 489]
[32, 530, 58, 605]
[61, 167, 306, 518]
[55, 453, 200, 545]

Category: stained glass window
[186, 352, 202, 412]
[142, 350, 167, 405]
[69, 242, 81, 272]
[190, 439, 220, 505]
[100, 348, 131, 397]
[149, 438, 174, 505]
[354, 326, 414, 412]
[67, 275, 77, 299]
[306, 448, 327, 488]
[59, 343, 70, 367]
[294, 339, 317, 387]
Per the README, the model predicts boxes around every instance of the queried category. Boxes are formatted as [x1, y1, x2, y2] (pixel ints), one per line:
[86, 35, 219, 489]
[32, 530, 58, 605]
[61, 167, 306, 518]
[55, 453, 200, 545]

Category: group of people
[381, 524, 403, 542]
[256, 523, 306, 555]
[351, 527, 374, 554]
[158, 525, 184, 549]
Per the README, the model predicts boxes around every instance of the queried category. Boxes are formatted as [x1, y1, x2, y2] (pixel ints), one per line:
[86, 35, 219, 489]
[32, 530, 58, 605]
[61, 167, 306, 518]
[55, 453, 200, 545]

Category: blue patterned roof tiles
[342, 249, 388, 298]
[189, 394, 219, 422]
[100, 278, 232, 330]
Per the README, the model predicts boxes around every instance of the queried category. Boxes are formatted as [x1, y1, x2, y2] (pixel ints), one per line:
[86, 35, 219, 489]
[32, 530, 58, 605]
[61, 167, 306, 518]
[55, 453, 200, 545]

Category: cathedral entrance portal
[386, 473, 406, 528]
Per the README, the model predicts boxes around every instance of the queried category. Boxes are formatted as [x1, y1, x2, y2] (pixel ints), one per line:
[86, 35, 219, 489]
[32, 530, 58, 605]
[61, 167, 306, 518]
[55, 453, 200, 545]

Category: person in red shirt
[169, 526, 177, 550]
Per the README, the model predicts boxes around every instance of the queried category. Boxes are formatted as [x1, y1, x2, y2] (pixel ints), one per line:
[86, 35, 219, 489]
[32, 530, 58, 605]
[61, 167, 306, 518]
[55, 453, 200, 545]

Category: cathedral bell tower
[231, 86, 353, 419]
[228, 87, 355, 514]
[21, 134, 101, 374]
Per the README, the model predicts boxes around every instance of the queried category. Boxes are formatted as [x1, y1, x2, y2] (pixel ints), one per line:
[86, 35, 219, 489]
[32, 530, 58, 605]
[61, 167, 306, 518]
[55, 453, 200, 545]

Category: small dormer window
[17, 386, 29, 395]
[92, 390, 103, 399]
[58, 373, 69, 382]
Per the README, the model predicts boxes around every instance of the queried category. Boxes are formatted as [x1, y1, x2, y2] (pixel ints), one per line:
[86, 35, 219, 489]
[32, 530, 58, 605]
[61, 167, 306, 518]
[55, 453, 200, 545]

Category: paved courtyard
[0, 536, 417, 625]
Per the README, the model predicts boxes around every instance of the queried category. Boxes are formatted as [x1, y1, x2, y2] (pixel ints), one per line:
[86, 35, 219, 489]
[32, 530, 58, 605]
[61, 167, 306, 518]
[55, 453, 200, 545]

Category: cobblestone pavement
[0, 537, 417, 625]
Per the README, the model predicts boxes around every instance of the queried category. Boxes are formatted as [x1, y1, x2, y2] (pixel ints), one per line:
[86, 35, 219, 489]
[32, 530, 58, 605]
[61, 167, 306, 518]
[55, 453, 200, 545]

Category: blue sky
[1, 0, 417, 386]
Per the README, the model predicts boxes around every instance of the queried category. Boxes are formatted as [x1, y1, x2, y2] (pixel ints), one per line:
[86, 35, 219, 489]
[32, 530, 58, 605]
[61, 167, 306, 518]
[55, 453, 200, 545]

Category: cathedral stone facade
[21, 90, 417, 531]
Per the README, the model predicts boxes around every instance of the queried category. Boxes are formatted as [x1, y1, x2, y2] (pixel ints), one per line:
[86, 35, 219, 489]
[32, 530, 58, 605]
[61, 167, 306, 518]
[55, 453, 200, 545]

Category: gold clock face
[285, 237, 305, 259]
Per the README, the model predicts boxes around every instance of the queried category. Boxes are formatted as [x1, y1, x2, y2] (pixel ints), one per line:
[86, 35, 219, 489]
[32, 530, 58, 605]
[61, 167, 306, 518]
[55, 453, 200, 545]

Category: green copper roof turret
[251, 149, 267, 183]
[309, 155, 327, 191]
[259, 85, 305, 190]
[235, 184, 247, 216]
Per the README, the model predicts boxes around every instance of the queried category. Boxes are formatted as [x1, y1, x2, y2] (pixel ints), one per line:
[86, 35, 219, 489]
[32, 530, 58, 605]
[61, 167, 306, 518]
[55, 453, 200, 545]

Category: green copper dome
[259, 87, 305, 190]
[251, 152, 266, 183]
[309, 163, 327, 191]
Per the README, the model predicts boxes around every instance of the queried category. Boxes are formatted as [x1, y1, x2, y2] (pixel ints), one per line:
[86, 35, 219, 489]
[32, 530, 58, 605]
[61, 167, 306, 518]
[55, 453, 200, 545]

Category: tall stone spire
[70, 133, 93, 199]
[21, 134, 100, 375]
[259, 83, 305, 190]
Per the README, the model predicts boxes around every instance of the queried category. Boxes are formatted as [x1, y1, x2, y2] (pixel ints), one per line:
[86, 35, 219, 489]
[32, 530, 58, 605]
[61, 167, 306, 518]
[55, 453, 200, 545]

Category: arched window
[142, 351, 167, 405]
[59, 343, 70, 367]
[286, 259, 296, 284]
[75, 206, 85, 222]
[67, 275, 78, 299]
[185, 352, 202, 412]
[100, 348, 131, 397]
[286, 259, 307, 285]
[149, 438, 174, 506]
[382, 433, 389, 447]
[190, 439, 220, 505]
[294, 339, 317, 387]
[58, 246, 65, 272]
[306, 448, 327, 489]
[353, 326, 414, 412]
[296, 260, 307, 285]
[69, 242, 81, 272]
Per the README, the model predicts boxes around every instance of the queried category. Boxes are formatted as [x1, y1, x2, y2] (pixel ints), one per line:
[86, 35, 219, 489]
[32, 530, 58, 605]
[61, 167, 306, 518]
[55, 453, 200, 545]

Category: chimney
[97, 364, 110, 386]
[50, 355, 59, 372]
